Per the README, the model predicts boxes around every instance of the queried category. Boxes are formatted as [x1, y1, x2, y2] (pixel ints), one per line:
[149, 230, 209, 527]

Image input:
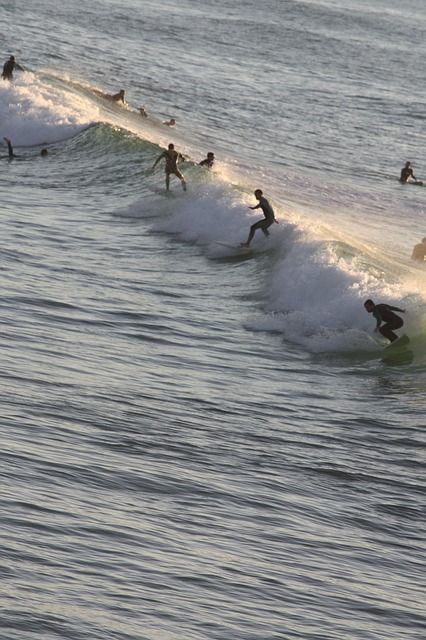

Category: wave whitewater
[2, 68, 426, 357]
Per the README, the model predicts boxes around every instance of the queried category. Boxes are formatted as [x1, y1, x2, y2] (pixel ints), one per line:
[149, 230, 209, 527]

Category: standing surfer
[364, 299, 405, 343]
[151, 143, 187, 192]
[2, 55, 24, 81]
[240, 189, 278, 248]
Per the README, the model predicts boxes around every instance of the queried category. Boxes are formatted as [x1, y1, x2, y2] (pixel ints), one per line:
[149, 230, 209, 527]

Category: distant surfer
[3, 137, 48, 159]
[399, 161, 422, 185]
[108, 89, 126, 103]
[4, 137, 17, 158]
[139, 106, 148, 117]
[411, 237, 426, 262]
[1, 55, 24, 81]
[240, 189, 278, 248]
[364, 299, 405, 343]
[163, 118, 176, 127]
[94, 88, 126, 104]
[199, 152, 215, 169]
[152, 143, 186, 191]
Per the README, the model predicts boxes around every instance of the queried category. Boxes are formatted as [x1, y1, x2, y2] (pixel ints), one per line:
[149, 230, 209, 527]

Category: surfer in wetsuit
[152, 143, 186, 191]
[400, 161, 422, 184]
[3, 137, 48, 159]
[108, 89, 126, 103]
[94, 89, 126, 103]
[199, 152, 215, 169]
[240, 189, 278, 248]
[4, 137, 16, 158]
[2, 55, 24, 81]
[364, 299, 405, 343]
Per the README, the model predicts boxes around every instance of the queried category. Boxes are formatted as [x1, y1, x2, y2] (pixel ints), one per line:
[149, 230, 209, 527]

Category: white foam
[0, 71, 98, 146]
[141, 180, 425, 352]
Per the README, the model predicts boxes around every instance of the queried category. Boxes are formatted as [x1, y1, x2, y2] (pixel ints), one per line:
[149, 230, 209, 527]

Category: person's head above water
[254, 189, 263, 198]
[9, 55, 15, 62]
[364, 299, 375, 312]
[40, 148, 48, 157]
[168, 143, 174, 150]
[207, 152, 214, 159]
[405, 161, 411, 168]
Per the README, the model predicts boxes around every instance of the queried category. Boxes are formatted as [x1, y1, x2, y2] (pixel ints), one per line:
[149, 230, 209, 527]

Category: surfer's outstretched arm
[152, 151, 165, 170]
[4, 137, 16, 158]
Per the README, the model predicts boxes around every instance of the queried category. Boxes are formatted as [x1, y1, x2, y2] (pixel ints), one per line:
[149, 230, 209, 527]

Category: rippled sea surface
[1, 1, 425, 639]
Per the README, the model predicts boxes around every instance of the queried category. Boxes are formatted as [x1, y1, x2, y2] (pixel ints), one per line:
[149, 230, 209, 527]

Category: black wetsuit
[400, 166, 416, 183]
[2, 58, 24, 81]
[110, 91, 125, 103]
[199, 157, 214, 168]
[246, 196, 275, 244]
[3, 139, 16, 158]
[6, 140, 15, 158]
[373, 304, 404, 342]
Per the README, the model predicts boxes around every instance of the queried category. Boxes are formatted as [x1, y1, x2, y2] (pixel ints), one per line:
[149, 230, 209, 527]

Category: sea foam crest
[0, 71, 98, 146]
[129, 181, 424, 351]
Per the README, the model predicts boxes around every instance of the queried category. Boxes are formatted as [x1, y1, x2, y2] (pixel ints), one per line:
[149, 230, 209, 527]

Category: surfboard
[215, 241, 251, 252]
[147, 186, 182, 198]
[384, 334, 410, 350]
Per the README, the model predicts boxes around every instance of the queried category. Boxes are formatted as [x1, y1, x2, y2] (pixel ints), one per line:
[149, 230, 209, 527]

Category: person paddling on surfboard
[107, 89, 126, 104]
[94, 88, 126, 104]
[152, 143, 187, 192]
[399, 161, 422, 185]
[240, 189, 278, 248]
[364, 299, 405, 343]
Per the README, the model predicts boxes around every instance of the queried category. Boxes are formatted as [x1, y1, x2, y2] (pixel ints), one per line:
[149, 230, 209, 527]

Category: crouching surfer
[364, 299, 405, 343]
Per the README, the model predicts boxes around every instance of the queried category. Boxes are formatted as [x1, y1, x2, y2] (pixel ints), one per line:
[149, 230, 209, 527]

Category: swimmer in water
[199, 152, 215, 169]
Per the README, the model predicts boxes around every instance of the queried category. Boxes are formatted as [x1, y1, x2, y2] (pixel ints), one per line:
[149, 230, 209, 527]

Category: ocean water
[0, 1, 425, 639]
